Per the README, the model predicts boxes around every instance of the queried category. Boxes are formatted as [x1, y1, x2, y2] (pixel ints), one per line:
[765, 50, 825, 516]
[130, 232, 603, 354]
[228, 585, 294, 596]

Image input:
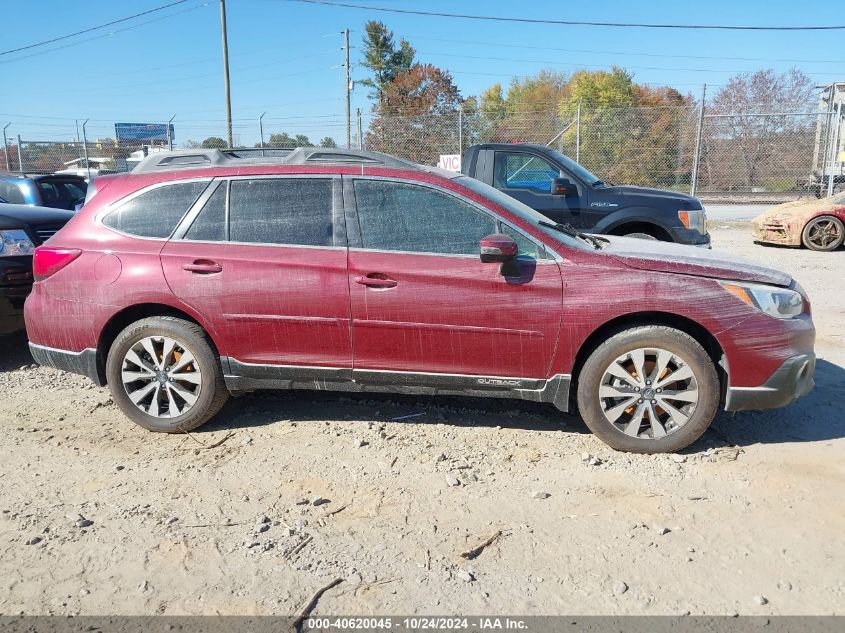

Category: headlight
[0, 230, 35, 257]
[721, 281, 805, 319]
[678, 209, 707, 234]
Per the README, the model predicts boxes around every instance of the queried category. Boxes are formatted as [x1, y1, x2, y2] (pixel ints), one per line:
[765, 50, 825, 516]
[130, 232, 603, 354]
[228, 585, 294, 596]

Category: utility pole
[220, 0, 233, 149]
[344, 28, 351, 148]
[258, 111, 266, 156]
[2, 123, 10, 171]
[690, 83, 707, 197]
[356, 108, 363, 149]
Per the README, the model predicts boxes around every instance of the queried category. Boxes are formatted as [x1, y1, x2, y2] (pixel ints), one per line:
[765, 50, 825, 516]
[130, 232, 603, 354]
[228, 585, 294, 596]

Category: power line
[0, 2, 212, 65]
[417, 51, 842, 77]
[0, 0, 192, 56]
[288, 0, 845, 31]
[408, 34, 845, 65]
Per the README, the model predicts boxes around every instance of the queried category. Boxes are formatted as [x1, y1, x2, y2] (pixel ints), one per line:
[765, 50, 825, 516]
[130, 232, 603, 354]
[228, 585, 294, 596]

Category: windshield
[455, 176, 589, 249]
[545, 149, 603, 185]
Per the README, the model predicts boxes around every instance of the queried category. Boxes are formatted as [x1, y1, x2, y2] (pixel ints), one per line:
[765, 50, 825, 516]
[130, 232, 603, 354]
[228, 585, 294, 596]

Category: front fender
[593, 206, 678, 234]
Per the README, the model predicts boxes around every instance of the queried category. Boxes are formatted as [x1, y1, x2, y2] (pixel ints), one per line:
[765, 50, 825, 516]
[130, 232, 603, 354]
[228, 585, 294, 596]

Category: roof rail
[130, 147, 419, 174]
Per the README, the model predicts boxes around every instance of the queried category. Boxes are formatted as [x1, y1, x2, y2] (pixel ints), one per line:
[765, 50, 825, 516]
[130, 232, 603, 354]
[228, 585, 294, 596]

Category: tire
[576, 326, 719, 453]
[801, 215, 845, 252]
[623, 232, 658, 241]
[106, 316, 229, 432]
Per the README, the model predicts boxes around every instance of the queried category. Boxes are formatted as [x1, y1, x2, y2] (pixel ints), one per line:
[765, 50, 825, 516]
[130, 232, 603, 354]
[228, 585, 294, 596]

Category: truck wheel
[576, 326, 719, 453]
[802, 215, 844, 251]
[106, 316, 229, 432]
[623, 232, 658, 240]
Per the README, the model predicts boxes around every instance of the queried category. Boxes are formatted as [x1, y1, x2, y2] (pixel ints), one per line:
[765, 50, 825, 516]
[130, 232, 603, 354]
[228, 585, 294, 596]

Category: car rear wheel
[106, 316, 229, 432]
[576, 326, 719, 453]
[801, 215, 845, 251]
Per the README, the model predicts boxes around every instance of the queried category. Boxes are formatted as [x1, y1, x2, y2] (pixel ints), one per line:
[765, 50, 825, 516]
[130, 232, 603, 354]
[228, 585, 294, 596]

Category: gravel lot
[1, 225, 843, 617]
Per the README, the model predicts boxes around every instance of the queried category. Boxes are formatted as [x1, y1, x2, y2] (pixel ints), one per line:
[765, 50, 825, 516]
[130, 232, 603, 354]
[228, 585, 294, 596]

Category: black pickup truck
[461, 143, 710, 247]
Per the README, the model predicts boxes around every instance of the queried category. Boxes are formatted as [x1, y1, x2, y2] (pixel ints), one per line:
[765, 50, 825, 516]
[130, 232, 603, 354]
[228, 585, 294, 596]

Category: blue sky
[2, 0, 842, 146]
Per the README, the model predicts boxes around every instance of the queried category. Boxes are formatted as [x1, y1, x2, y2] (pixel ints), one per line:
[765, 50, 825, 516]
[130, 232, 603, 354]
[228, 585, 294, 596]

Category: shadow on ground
[0, 331, 32, 373]
[4, 331, 844, 449]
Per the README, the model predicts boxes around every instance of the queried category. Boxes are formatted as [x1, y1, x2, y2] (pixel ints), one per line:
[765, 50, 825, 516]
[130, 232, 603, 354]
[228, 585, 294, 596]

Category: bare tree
[706, 69, 816, 190]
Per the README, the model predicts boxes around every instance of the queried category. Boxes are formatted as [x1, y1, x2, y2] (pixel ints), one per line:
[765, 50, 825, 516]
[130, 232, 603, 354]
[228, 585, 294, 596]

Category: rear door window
[103, 181, 208, 238]
[228, 178, 334, 247]
[184, 183, 227, 242]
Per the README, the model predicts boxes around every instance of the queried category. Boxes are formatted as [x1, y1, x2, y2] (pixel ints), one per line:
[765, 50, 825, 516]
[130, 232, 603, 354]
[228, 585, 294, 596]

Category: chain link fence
[3, 104, 842, 202]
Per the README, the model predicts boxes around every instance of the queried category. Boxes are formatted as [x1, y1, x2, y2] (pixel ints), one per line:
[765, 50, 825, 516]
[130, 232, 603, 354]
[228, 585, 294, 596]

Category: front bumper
[668, 227, 711, 248]
[28, 343, 104, 385]
[725, 353, 815, 412]
[751, 219, 802, 247]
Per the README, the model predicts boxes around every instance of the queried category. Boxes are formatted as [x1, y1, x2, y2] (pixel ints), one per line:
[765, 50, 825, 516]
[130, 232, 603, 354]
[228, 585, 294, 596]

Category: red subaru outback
[24, 148, 815, 453]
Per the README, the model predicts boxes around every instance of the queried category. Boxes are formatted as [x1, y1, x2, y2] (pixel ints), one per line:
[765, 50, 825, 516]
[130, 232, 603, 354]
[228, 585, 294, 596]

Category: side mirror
[551, 177, 577, 197]
[480, 234, 518, 263]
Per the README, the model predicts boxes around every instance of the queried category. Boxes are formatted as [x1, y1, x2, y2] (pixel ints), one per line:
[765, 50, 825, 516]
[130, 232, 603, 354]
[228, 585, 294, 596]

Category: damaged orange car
[752, 192, 845, 252]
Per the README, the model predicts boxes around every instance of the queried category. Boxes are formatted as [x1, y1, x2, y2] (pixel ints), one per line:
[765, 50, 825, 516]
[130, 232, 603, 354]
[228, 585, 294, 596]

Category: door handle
[183, 260, 222, 274]
[354, 274, 397, 289]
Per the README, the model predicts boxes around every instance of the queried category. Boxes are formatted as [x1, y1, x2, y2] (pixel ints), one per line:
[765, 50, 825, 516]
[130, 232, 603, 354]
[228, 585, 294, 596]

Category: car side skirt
[222, 357, 572, 412]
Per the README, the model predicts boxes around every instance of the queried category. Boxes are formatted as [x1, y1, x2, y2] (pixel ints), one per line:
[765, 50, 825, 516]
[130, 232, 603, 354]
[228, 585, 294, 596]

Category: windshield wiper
[538, 220, 607, 249]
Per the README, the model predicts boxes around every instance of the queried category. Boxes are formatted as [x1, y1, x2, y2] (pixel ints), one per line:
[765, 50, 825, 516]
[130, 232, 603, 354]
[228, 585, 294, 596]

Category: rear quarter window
[102, 181, 208, 238]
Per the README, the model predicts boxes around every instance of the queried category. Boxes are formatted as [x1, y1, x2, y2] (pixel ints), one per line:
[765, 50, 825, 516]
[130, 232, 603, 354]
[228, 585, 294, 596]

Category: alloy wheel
[598, 347, 699, 440]
[806, 218, 842, 250]
[120, 336, 203, 418]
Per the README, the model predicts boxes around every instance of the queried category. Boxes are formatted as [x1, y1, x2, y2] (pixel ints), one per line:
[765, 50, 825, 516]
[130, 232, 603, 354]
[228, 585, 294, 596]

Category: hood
[0, 204, 74, 229]
[599, 185, 701, 207]
[600, 234, 792, 287]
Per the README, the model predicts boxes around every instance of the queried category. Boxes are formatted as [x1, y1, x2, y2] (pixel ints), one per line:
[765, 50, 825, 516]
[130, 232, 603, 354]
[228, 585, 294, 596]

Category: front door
[160, 176, 352, 370]
[346, 177, 563, 381]
[492, 150, 588, 228]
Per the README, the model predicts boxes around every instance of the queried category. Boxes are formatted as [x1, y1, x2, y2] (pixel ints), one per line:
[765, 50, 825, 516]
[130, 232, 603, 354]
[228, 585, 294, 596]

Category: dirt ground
[1, 224, 843, 617]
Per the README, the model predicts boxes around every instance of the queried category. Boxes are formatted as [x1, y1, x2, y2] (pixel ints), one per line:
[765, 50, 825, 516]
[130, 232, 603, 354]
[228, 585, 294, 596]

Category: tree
[319, 137, 337, 148]
[706, 68, 816, 190]
[475, 71, 568, 144]
[366, 63, 463, 163]
[264, 132, 313, 147]
[201, 136, 227, 149]
[359, 20, 415, 103]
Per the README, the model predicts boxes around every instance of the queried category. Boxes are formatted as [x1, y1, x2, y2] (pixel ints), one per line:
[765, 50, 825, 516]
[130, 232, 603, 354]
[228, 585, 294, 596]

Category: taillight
[32, 247, 82, 281]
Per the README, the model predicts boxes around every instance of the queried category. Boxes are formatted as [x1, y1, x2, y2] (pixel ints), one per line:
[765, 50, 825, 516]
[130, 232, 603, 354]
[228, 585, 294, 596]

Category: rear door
[491, 150, 588, 227]
[161, 175, 352, 372]
[346, 176, 563, 381]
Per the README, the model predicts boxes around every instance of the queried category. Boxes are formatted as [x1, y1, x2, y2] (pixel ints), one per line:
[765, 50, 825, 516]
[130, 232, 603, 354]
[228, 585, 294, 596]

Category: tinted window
[185, 183, 226, 242]
[0, 182, 25, 204]
[493, 152, 561, 193]
[36, 179, 87, 210]
[229, 178, 333, 246]
[103, 181, 208, 238]
[355, 180, 496, 255]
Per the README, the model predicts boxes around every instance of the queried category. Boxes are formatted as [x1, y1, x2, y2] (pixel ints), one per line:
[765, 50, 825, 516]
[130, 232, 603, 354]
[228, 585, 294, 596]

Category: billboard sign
[115, 122, 175, 142]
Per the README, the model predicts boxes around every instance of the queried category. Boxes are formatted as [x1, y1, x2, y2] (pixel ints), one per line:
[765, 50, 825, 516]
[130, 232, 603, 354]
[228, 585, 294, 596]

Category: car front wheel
[576, 326, 719, 453]
[801, 215, 844, 251]
[106, 316, 229, 432]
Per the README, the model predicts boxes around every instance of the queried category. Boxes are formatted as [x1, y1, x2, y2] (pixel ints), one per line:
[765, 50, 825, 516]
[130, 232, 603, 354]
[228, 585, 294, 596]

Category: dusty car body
[752, 193, 845, 251]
